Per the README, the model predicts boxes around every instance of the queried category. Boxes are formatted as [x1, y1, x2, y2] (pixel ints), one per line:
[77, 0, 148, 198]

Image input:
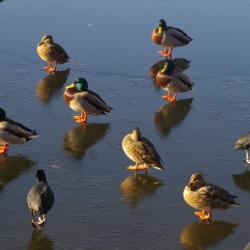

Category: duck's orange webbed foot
[194, 210, 205, 218]
[159, 50, 171, 57]
[73, 113, 87, 125]
[162, 95, 173, 101]
[0, 144, 9, 156]
[47, 66, 56, 73]
[195, 209, 211, 222]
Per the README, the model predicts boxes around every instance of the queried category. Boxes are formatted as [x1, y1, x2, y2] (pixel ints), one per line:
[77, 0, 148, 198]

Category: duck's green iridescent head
[158, 19, 167, 33]
[66, 78, 88, 91]
[0, 108, 6, 121]
[161, 59, 175, 74]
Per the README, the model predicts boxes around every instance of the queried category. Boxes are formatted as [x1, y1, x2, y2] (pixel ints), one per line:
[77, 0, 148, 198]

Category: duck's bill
[66, 83, 75, 89]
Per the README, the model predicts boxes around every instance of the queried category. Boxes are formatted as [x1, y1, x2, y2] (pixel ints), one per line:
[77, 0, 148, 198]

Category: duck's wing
[1, 118, 38, 139]
[175, 72, 193, 89]
[138, 137, 164, 170]
[48, 43, 69, 63]
[198, 184, 239, 209]
[82, 90, 112, 113]
[166, 26, 193, 44]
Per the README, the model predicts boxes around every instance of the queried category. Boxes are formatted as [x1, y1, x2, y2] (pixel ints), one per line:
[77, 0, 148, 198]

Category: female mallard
[156, 59, 193, 103]
[152, 19, 193, 58]
[0, 108, 38, 156]
[64, 78, 112, 125]
[183, 173, 239, 222]
[234, 131, 250, 165]
[37, 34, 69, 73]
[122, 127, 164, 173]
[27, 169, 54, 228]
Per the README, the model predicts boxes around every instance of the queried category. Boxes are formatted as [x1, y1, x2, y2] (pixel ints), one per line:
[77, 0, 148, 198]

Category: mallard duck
[183, 173, 239, 222]
[122, 127, 164, 172]
[156, 59, 193, 103]
[234, 131, 250, 165]
[37, 34, 69, 73]
[152, 19, 193, 57]
[64, 78, 112, 125]
[0, 108, 38, 156]
[27, 169, 54, 228]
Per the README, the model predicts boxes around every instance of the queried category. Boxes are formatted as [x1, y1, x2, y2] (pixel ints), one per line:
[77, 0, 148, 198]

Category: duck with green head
[152, 19, 193, 58]
[64, 78, 112, 125]
[0, 108, 38, 156]
[156, 59, 193, 104]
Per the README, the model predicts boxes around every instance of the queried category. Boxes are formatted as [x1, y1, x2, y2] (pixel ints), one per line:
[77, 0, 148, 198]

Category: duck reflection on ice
[120, 174, 163, 207]
[149, 58, 190, 90]
[154, 98, 193, 137]
[0, 154, 35, 192]
[180, 220, 238, 250]
[36, 69, 70, 104]
[232, 171, 250, 192]
[27, 229, 54, 250]
[64, 123, 110, 159]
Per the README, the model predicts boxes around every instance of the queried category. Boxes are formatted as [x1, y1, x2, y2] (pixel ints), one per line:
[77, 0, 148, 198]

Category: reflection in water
[180, 220, 238, 250]
[149, 58, 190, 89]
[64, 123, 110, 159]
[36, 69, 70, 104]
[26, 230, 54, 250]
[0, 155, 35, 192]
[120, 174, 163, 207]
[154, 98, 193, 137]
[232, 171, 250, 192]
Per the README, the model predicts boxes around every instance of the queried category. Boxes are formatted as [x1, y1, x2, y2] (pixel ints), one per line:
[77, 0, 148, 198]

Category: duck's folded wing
[3, 118, 38, 139]
[84, 91, 112, 113]
[48, 43, 70, 62]
[198, 185, 238, 208]
[166, 26, 193, 43]
[139, 137, 164, 169]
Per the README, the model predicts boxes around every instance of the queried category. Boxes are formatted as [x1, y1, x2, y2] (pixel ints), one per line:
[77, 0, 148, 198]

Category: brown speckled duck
[64, 78, 112, 125]
[37, 34, 69, 73]
[122, 127, 164, 173]
[183, 173, 239, 222]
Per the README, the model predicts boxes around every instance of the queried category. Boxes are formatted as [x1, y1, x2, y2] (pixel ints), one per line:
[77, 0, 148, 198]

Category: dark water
[0, 0, 250, 249]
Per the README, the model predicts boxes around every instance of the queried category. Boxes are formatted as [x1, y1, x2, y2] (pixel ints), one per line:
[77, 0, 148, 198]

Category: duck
[234, 131, 250, 165]
[64, 78, 112, 125]
[122, 127, 164, 173]
[183, 173, 239, 222]
[0, 108, 38, 156]
[152, 19, 193, 58]
[156, 59, 193, 104]
[27, 169, 54, 228]
[37, 34, 69, 73]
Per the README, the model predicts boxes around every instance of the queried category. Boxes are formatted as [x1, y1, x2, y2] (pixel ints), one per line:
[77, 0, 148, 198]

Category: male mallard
[27, 169, 54, 228]
[0, 108, 38, 156]
[122, 127, 164, 173]
[234, 131, 250, 165]
[152, 19, 193, 57]
[64, 78, 112, 125]
[37, 34, 69, 73]
[156, 59, 193, 103]
[183, 173, 239, 222]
